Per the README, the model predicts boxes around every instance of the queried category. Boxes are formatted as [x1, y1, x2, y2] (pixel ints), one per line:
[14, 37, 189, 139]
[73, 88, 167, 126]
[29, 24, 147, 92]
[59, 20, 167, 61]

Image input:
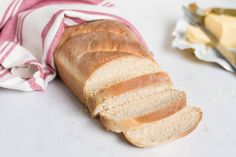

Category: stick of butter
[205, 13, 236, 48]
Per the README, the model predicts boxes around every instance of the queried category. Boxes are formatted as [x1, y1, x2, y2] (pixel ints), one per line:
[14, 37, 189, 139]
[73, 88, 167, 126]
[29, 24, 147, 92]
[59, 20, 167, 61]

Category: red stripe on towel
[0, 0, 16, 28]
[27, 77, 44, 91]
[0, 69, 10, 77]
[0, 43, 16, 63]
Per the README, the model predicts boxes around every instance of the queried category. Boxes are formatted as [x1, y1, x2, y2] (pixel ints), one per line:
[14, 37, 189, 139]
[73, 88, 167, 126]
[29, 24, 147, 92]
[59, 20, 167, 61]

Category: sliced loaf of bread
[55, 20, 202, 147]
[123, 106, 202, 147]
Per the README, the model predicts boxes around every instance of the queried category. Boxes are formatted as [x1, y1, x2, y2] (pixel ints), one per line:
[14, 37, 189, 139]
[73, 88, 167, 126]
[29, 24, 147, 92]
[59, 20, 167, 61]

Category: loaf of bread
[54, 20, 202, 147]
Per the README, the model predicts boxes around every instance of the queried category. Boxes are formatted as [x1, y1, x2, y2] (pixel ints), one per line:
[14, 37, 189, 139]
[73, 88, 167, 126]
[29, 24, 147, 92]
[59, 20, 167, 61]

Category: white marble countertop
[0, 0, 236, 156]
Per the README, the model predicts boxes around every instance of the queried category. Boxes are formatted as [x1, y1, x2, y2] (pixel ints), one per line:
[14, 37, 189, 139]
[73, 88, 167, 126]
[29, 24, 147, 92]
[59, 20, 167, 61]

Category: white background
[0, 0, 236, 156]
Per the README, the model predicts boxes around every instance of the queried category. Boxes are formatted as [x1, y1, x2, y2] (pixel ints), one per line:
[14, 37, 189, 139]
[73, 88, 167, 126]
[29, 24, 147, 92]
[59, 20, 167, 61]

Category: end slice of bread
[123, 106, 202, 147]
[100, 89, 186, 133]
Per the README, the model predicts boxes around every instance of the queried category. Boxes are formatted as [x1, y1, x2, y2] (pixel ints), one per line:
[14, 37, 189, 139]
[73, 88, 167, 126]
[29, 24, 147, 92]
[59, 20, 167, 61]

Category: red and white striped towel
[0, 0, 146, 91]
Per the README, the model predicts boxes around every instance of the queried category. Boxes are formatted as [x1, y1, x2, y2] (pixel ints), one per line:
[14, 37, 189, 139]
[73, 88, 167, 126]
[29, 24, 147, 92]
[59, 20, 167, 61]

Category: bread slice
[123, 106, 202, 147]
[88, 72, 173, 116]
[100, 89, 186, 133]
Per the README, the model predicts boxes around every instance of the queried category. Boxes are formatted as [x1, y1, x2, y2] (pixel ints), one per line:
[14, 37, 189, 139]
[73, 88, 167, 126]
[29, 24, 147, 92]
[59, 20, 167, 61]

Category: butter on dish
[185, 13, 236, 48]
[172, 5, 236, 72]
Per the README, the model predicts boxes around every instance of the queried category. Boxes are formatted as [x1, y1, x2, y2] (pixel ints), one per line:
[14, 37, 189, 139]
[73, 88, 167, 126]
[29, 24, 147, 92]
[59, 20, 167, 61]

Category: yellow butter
[205, 13, 236, 48]
[186, 25, 211, 45]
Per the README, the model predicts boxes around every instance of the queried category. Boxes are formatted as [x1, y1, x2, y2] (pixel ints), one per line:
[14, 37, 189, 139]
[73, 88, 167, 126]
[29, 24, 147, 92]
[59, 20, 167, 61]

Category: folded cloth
[0, 0, 147, 91]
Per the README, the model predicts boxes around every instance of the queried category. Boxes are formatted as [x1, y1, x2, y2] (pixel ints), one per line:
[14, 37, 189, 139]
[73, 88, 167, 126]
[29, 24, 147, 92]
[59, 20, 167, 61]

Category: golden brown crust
[99, 91, 186, 133]
[55, 54, 86, 103]
[57, 20, 139, 50]
[57, 31, 152, 62]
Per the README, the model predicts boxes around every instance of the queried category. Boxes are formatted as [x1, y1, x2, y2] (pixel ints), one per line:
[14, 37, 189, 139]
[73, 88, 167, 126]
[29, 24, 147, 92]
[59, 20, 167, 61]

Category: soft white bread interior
[84, 55, 160, 99]
[100, 89, 186, 133]
[88, 72, 172, 116]
[123, 106, 202, 147]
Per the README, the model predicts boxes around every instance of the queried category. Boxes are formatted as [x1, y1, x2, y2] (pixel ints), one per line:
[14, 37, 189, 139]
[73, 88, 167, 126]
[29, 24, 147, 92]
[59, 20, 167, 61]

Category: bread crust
[100, 90, 186, 133]
[57, 31, 152, 62]
[56, 20, 139, 50]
